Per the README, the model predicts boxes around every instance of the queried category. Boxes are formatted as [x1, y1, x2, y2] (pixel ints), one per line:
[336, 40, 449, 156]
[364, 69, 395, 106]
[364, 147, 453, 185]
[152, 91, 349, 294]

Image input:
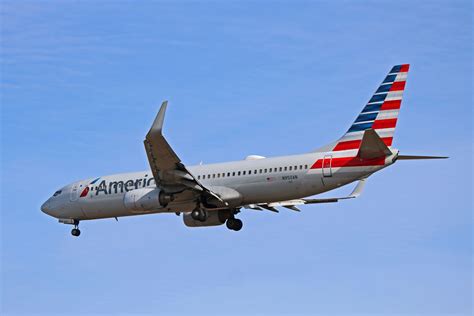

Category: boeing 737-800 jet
[41, 64, 446, 236]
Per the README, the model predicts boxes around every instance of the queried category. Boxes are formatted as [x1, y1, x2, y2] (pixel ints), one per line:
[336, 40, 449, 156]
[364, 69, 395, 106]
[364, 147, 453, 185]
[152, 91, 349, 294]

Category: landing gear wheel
[71, 228, 81, 237]
[226, 218, 243, 231]
[233, 218, 243, 231]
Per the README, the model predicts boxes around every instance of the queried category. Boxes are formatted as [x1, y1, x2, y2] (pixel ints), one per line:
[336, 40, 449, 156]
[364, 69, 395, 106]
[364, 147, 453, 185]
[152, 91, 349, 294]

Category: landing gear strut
[71, 220, 81, 237]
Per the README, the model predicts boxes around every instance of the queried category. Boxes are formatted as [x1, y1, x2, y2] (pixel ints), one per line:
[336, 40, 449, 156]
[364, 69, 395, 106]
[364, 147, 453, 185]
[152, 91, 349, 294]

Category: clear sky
[1, 1, 472, 315]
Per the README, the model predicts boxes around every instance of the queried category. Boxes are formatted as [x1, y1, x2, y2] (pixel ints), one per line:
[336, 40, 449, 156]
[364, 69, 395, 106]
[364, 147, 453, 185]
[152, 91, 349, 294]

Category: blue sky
[1, 1, 472, 315]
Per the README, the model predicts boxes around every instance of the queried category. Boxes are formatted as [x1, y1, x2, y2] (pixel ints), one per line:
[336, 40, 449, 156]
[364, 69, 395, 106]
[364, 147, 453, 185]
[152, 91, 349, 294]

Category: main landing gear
[191, 204, 244, 231]
[226, 217, 243, 231]
[71, 220, 81, 237]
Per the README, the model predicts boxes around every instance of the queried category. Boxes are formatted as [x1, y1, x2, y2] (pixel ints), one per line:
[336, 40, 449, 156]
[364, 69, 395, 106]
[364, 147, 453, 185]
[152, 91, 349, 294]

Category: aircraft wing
[144, 101, 227, 206]
[245, 179, 366, 212]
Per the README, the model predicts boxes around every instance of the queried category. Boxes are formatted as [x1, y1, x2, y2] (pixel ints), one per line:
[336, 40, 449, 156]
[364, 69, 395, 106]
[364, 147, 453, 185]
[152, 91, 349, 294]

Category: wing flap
[246, 179, 367, 213]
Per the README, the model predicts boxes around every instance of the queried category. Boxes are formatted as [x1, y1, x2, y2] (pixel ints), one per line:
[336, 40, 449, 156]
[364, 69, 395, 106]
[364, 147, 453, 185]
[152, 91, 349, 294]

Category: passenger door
[322, 154, 332, 177]
[70, 182, 86, 202]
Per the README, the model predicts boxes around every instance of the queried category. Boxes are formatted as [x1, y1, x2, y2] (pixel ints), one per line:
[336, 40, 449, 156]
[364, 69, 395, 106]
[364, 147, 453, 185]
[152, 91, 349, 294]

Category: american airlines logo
[80, 176, 156, 197]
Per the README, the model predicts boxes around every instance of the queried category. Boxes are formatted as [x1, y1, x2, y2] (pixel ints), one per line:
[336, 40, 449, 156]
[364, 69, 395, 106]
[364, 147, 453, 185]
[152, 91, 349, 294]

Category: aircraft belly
[237, 179, 303, 204]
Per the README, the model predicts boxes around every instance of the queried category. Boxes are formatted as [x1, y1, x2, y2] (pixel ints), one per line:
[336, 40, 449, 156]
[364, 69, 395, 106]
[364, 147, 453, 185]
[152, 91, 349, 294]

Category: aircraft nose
[41, 200, 58, 217]
[41, 200, 50, 213]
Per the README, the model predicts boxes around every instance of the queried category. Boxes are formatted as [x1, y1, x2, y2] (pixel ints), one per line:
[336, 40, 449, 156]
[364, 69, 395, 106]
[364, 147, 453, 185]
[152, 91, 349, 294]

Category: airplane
[41, 64, 447, 237]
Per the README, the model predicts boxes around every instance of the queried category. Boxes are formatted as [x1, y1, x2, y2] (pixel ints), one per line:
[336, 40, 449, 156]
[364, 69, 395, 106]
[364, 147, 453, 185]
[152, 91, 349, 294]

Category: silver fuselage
[41, 149, 398, 221]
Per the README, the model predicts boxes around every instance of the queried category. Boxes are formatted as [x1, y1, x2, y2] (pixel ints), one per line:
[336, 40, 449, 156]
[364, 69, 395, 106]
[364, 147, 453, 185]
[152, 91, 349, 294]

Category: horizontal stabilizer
[397, 155, 448, 160]
[357, 129, 392, 159]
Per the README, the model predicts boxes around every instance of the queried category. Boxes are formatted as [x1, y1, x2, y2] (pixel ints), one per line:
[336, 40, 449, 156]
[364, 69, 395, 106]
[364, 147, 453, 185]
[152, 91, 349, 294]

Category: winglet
[347, 178, 366, 198]
[303, 178, 367, 204]
[147, 101, 168, 137]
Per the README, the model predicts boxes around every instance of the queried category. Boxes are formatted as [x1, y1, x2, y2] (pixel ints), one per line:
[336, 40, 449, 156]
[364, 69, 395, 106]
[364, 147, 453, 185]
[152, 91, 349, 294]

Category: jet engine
[123, 188, 173, 212]
[183, 209, 231, 227]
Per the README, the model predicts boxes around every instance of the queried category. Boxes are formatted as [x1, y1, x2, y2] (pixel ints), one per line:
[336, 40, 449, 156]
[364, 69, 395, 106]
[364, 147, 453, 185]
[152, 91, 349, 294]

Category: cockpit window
[53, 190, 62, 197]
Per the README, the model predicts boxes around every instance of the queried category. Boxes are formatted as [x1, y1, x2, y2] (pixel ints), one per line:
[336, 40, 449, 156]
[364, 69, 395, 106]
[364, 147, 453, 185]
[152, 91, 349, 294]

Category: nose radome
[41, 200, 57, 217]
[41, 200, 50, 213]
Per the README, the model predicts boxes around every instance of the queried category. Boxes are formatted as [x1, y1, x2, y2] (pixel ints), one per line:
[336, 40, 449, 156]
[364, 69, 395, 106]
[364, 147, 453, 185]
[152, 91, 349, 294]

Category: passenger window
[300, 165, 303, 170]
[305, 165, 308, 169]
[284, 167, 287, 171]
[294, 165, 297, 170]
[238, 171, 241, 176]
[279, 167, 282, 172]
[212, 174, 215, 178]
[259, 169, 262, 174]
[232, 172, 235, 176]
[208, 175, 211, 179]
[227, 172, 230, 177]
[198, 175, 201, 180]
[218, 174, 221, 178]
[289, 166, 292, 171]
[249, 170, 252, 174]
[254, 170, 257, 174]
[269, 168, 272, 172]
[243, 171, 246, 175]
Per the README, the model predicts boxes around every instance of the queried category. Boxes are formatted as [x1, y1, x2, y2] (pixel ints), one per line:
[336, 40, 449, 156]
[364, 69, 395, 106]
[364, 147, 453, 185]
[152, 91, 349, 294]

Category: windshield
[53, 190, 62, 197]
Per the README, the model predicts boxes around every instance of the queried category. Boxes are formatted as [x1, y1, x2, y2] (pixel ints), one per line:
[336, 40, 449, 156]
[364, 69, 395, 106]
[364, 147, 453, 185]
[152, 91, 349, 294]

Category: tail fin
[333, 64, 410, 151]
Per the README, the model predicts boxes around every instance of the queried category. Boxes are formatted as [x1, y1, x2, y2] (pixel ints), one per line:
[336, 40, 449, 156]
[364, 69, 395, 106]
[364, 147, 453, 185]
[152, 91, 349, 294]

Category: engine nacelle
[183, 210, 231, 227]
[123, 188, 172, 212]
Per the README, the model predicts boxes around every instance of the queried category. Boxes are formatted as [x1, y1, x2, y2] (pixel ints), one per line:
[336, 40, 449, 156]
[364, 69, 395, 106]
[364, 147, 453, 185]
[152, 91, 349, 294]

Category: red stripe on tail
[311, 156, 386, 169]
[372, 118, 397, 129]
[399, 64, 410, 72]
[333, 137, 393, 151]
[389, 81, 406, 91]
[380, 100, 401, 110]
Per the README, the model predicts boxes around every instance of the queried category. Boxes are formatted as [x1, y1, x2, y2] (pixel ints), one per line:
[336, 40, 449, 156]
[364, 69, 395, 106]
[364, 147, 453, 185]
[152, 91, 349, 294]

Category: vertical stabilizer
[332, 64, 410, 152]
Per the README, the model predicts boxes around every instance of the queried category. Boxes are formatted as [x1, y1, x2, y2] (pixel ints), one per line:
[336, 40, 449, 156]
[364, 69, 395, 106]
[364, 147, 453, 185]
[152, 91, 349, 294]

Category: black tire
[226, 218, 236, 230]
[233, 219, 243, 231]
[71, 228, 81, 237]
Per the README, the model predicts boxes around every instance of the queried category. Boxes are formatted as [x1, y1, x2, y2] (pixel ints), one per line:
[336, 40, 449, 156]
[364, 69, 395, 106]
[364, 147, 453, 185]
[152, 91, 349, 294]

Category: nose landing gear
[71, 220, 81, 237]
